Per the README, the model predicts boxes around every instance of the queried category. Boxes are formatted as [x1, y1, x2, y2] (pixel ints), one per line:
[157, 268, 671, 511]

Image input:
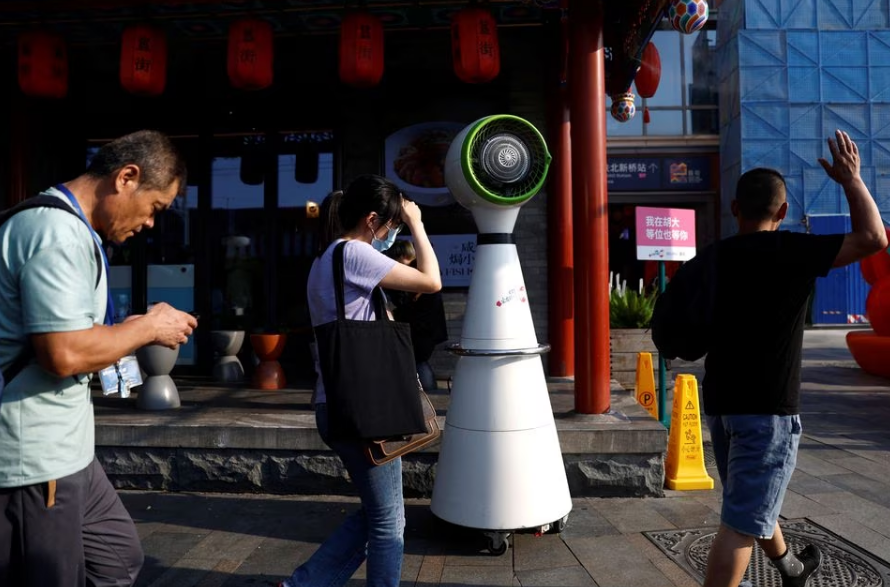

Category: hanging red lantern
[451, 7, 500, 84]
[227, 19, 274, 90]
[120, 25, 167, 96]
[339, 11, 384, 88]
[634, 42, 661, 124]
[18, 31, 68, 99]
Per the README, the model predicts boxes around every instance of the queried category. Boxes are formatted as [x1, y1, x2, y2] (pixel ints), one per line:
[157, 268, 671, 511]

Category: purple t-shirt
[307, 239, 397, 404]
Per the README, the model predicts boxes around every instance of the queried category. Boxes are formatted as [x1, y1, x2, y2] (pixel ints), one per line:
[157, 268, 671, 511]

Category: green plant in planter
[609, 273, 658, 329]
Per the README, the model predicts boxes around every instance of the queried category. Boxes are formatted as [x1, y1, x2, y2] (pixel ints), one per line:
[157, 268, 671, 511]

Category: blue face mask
[372, 226, 400, 252]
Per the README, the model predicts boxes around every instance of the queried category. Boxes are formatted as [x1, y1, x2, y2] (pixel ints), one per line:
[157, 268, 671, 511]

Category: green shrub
[609, 274, 658, 329]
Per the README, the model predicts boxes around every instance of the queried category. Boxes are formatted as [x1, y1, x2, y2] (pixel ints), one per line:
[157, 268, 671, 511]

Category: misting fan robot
[430, 115, 572, 555]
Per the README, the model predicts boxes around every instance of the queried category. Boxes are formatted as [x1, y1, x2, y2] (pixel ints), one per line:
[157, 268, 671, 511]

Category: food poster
[384, 122, 466, 207]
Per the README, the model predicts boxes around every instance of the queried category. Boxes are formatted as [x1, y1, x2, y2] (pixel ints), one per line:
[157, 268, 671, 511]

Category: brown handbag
[364, 386, 441, 466]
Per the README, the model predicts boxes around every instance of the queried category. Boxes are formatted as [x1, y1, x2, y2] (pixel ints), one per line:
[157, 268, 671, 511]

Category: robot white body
[430, 117, 572, 552]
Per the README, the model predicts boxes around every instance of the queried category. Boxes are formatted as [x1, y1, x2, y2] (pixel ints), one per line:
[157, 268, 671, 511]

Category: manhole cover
[644, 519, 890, 586]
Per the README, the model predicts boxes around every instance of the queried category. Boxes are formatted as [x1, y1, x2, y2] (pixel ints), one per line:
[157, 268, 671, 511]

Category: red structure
[18, 31, 68, 98]
[547, 10, 574, 379]
[120, 25, 167, 96]
[227, 19, 274, 90]
[339, 11, 385, 88]
[569, 0, 610, 414]
[451, 7, 500, 84]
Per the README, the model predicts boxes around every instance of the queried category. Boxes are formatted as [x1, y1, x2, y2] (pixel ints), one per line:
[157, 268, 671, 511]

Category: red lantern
[451, 7, 500, 84]
[339, 12, 384, 88]
[227, 19, 274, 90]
[635, 42, 661, 124]
[120, 25, 167, 96]
[18, 31, 68, 98]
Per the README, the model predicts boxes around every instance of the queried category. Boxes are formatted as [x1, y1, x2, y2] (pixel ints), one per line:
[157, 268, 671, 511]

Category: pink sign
[635, 206, 697, 261]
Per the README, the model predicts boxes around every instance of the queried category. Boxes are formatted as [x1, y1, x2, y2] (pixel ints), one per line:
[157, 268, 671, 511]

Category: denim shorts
[705, 414, 802, 539]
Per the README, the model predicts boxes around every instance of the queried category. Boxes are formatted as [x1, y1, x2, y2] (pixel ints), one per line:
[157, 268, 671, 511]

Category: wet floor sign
[635, 352, 658, 419]
[664, 374, 714, 491]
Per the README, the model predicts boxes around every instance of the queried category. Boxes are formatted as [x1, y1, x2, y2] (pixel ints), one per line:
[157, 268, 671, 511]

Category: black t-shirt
[703, 230, 844, 416]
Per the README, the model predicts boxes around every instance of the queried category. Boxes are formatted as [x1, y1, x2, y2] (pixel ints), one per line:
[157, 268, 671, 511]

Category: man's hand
[819, 129, 860, 187]
[146, 302, 197, 348]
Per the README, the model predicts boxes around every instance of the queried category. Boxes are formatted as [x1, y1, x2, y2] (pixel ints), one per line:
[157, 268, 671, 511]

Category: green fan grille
[461, 115, 551, 206]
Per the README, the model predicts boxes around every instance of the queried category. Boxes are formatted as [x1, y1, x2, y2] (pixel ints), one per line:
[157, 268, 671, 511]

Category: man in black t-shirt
[696, 131, 888, 587]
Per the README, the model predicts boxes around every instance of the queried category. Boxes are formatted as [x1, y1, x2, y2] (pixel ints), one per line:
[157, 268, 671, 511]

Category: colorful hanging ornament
[634, 42, 661, 124]
[339, 11, 385, 88]
[668, 0, 709, 35]
[610, 92, 636, 123]
[18, 31, 68, 98]
[120, 25, 167, 96]
[227, 19, 274, 90]
[451, 7, 500, 84]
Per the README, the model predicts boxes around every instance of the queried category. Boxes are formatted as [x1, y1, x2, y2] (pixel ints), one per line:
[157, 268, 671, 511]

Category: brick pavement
[126, 329, 890, 586]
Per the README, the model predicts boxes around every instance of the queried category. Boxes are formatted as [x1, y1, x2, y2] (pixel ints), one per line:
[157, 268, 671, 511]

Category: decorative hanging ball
[451, 7, 500, 84]
[18, 31, 68, 98]
[120, 25, 167, 96]
[227, 19, 274, 90]
[668, 0, 709, 35]
[339, 11, 385, 88]
[610, 92, 636, 123]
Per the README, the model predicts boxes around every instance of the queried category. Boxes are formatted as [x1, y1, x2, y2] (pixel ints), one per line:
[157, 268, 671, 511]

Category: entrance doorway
[89, 131, 336, 381]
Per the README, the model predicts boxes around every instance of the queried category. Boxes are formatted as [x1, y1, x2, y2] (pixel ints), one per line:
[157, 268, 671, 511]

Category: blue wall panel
[725, 0, 890, 236]
[808, 215, 870, 325]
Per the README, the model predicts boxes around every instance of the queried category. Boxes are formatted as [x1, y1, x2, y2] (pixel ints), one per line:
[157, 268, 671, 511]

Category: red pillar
[569, 0, 610, 414]
[547, 14, 574, 378]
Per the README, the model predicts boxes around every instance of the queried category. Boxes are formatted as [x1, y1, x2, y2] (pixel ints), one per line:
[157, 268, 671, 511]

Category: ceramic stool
[135, 344, 181, 410]
[211, 330, 245, 382]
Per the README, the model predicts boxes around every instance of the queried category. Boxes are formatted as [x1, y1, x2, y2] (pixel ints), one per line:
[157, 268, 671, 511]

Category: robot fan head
[445, 115, 552, 212]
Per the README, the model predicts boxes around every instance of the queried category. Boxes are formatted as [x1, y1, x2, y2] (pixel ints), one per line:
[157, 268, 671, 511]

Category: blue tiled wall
[718, 0, 890, 235]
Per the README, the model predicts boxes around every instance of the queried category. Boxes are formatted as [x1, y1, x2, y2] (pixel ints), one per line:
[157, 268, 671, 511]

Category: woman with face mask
[281, 174, 441, 587]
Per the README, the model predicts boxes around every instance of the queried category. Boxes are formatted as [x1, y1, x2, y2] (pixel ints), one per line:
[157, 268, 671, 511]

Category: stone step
[94, 379, 668, 499]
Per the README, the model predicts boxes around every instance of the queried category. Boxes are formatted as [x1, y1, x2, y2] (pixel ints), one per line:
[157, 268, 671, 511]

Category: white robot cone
[431, 115, 572, 555]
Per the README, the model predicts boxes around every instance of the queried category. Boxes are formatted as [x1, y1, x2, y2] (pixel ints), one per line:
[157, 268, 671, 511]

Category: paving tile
[439, 565, 515, 586]
[806, 491, 890, 539]
[512, 533, 578, 572]
[514, 566, 598, 587]
[415, 555, 446, 585]
[826, 454, 890, 485]
[794, 451, 855, 476]
[588, 498, 675, 533]
[137, 531, 208, 587]
[231, 536, 310, 585]
[779, 490, 838, 519]
[648, 496, 722, 528]
[563, 535, 671, 587]
[560, 501, 621, 539]
[787, 470, 846, 494]
[624, 533, 699, 587]
[818, 473, 890, 509]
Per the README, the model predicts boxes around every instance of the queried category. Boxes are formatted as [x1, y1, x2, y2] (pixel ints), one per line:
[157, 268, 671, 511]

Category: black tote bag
[314, 241, 428, 442]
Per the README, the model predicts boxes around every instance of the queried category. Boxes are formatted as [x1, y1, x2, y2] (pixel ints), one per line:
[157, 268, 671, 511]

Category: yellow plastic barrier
[634, 352, 658, 419]
[664, 373, 714, 491]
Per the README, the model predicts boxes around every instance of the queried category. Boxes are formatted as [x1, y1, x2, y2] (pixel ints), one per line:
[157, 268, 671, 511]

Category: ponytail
[317, 190, 344, 257]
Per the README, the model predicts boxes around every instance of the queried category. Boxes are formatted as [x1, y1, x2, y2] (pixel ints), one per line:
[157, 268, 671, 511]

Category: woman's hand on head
[401, 198, 422, 227]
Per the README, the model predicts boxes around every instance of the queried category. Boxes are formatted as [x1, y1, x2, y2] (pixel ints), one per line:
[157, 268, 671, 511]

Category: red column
[547, 14, 574, 378]
[569, 0, 610, 414]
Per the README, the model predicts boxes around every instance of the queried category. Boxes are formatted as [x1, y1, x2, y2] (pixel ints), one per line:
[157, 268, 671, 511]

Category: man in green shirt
[0, 130, 198, 586]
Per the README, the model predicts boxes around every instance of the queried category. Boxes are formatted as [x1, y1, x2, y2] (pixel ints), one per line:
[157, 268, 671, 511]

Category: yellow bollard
[634, 352, 658, 419]
[664, 373, 714, 491]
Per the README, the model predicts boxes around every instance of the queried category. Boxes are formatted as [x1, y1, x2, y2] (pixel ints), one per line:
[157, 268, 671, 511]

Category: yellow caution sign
[665, 374, 714, 491]
[635, 352, 658, 419]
